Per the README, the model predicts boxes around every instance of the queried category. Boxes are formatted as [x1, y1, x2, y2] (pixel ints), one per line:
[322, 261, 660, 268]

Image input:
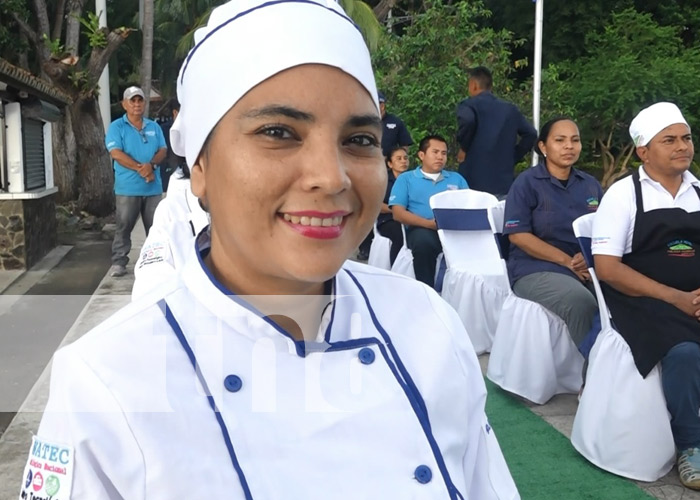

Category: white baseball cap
[123, 86, 145, 100]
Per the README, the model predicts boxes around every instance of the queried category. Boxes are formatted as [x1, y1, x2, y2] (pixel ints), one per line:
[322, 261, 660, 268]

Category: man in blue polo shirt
[105, 86, 167, 277]
[390, 135, 468, 287]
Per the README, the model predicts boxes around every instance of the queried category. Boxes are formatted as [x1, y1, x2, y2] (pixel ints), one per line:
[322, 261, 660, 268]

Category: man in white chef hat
[592, 102, 700, 488]
[19, 0, 520, 498]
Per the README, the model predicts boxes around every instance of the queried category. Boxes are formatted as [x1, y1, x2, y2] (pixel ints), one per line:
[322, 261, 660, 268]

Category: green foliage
[78, 12, 108, 49]
[340, 0, 382, 52]
[541, 8, 700, 183]
[373, 0, 525, 166]
[41, 34, 65, 58]
[0, 0, 30, 61]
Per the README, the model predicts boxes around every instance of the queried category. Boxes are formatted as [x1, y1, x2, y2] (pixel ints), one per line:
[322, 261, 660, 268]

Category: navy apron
[602, 170, 700, 377]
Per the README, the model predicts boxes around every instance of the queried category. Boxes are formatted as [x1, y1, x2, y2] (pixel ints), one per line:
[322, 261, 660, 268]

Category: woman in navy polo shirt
[377, 145, 409, 265]
[503, 117, 603, 348]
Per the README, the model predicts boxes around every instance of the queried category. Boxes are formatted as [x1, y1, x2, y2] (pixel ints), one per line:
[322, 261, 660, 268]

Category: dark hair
[385, 145, 408, 166]
[178, 163, 191, 179]
[171, 100, 181, 113]
[534, 116, 577, 156]
[418, 134, 448, 153]
[468, 66, 493, 90]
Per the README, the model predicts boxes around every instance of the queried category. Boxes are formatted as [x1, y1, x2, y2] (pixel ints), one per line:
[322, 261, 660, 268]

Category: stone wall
[0, 194, 57, 270]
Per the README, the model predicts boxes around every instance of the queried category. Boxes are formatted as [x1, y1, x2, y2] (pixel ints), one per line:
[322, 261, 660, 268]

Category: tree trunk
[373, 0, 398, 22]
[65, 0, 86, 56]
[69, 97, 114, 215]
[140, 0, 154, 116]
[52, 111, 78, 202]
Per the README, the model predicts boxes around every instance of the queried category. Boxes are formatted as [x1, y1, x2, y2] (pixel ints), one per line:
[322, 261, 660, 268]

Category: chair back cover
[367, 222, 392, 270]
[570, 213, 675, 481]
[390, 225, 415, 278]
[429, 190, 507, 277]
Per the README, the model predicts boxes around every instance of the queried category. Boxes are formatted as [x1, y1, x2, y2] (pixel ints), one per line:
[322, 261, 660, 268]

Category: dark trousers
[662, 342, 700, 450]
[406, 227, 442, 288]
[378, 220, 403, 265]
[112, 195, 162, 266]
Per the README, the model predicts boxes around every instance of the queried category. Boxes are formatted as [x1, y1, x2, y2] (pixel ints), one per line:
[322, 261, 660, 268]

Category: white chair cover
[570, 213, 674, 482]
[487, 294, 583, 404]
[429, 190, 510, 354]
[486, 198, 583, 404]
[390, 225, 415, 279]
[367, 222, 392, 270]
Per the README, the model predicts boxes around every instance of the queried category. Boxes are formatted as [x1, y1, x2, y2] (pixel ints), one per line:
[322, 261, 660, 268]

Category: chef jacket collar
[182, 229, 374, 356]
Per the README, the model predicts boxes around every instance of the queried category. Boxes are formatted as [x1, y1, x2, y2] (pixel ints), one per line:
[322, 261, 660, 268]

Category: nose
[299, 137, 351, 194]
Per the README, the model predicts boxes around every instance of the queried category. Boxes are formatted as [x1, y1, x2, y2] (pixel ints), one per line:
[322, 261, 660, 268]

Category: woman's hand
[571, 252, 588, 272]
[567, 253, 590, 282]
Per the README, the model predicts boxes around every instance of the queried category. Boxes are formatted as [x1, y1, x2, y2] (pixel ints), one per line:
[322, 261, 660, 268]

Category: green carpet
[484, 379, 656, 500]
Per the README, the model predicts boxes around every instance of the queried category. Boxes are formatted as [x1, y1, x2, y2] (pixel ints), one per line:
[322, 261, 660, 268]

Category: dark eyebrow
[346, 114, 382, 129]
[241, 105, 314, 122]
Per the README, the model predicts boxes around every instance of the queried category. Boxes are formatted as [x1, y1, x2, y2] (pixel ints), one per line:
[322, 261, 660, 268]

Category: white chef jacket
[132, 171, 209, 299]
[25, 233, 519, 500]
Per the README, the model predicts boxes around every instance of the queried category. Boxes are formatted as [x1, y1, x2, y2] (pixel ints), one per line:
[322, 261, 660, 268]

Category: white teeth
[282, 214, 343, 227]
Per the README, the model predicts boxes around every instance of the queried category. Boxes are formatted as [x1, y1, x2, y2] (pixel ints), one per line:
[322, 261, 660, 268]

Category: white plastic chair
[486, 207, 584, 405]
[429, 190, 510, 354]
[367, 222, 392, 270]
[570, 213, 674, 482]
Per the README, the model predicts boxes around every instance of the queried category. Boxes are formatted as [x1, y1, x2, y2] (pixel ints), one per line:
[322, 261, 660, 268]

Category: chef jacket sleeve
[132, 201, 177, 300]
[427, 291, 521, 500]
[591, 179, 634, 257]
[29, 346, 146, 499]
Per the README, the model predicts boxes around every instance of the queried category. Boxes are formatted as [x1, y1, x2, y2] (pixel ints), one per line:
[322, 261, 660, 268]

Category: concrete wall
[0, 195, 57, 270]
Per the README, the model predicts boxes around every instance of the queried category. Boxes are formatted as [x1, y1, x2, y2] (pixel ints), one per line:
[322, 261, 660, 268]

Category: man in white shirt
[592, 102, 700, 489]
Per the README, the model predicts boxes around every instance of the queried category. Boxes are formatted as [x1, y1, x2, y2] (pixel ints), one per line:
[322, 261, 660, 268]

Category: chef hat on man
[170, 0, 378, 167]
[629, 102, 690, 147]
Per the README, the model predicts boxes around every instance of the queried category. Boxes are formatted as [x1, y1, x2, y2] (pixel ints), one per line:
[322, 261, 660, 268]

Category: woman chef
[19, 0, 519, 498]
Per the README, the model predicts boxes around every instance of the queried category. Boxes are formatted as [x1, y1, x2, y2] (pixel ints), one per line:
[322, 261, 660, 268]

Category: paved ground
[0, 233, 697, 499]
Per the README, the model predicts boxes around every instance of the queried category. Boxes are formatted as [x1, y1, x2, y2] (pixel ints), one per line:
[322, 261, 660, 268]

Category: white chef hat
[170, 0, 378, 167]
[629, 102, 690, 147]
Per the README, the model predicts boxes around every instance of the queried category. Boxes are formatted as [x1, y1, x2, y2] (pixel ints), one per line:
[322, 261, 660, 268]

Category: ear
[636, 145, 649, 163]
[537, 140, 547, 157]
[120, 100, 128, 111]
[190, 156, 207, 203]
[417, 150, 426, 163]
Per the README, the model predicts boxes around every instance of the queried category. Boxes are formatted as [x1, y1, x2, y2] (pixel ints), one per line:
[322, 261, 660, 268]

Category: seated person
[376, 145, 409, 265]
[593, 102, 700, 489]
[389, 135, 468, 287]
[503, 117, 602, 348]
[132, 164, 209, 299]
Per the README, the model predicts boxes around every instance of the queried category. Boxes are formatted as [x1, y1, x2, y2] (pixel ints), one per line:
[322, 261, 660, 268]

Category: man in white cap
[18, 0, 519, 498]
[592, 102, 700, 489]
[104, 85, 167, 277]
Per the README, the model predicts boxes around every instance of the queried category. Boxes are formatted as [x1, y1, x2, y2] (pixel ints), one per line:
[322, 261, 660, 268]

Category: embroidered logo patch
[385, 123, 397, 129]
[447, 184, 460, 190]
[667, 240, 696, 258]
[586, 197, 599, 210]
[137, 241, 167, 269]
[505, 219, 519, 229]
[19, 436, 74, 500]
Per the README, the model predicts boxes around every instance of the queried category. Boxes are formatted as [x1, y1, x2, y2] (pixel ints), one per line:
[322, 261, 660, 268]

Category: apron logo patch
[667, 240, 695, 258]
[586, 197, 599, 210]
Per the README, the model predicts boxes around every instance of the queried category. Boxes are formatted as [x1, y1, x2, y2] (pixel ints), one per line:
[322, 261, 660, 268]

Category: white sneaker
[110, 265, 127, 277]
